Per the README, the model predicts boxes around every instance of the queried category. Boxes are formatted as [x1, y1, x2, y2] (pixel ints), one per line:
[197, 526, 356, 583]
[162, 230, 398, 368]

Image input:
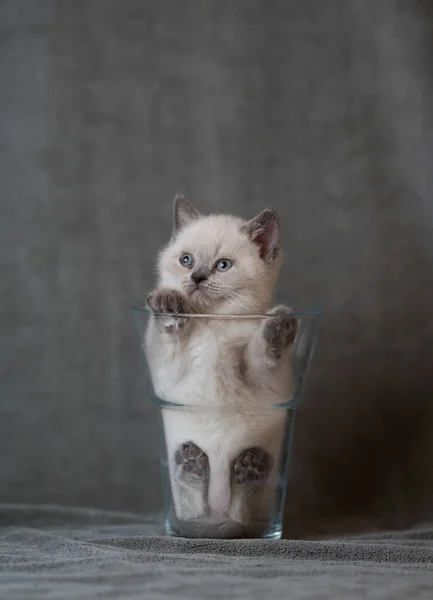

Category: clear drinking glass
[132, 307, 321, 539]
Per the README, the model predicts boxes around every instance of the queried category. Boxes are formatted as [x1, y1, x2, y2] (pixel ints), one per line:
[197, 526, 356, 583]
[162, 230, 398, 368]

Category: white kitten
[145, 195, 297, 538]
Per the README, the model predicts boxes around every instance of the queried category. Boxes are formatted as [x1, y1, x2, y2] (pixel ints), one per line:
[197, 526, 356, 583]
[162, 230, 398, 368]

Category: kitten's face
[157, 197, 282, 314]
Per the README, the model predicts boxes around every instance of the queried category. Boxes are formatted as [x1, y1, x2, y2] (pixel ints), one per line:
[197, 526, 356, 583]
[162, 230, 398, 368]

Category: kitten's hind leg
[172, 442, 210, 521]
[228, 447, 274, 534]
[232, 447, 272, 484]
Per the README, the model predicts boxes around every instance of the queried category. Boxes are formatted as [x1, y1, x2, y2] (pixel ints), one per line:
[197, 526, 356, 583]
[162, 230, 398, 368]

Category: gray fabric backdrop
[1, 0, 432, 537]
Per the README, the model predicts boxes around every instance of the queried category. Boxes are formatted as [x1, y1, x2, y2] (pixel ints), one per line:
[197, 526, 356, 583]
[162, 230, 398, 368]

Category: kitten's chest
[185, 325, 245, 382]
[160, 322, 253, 406]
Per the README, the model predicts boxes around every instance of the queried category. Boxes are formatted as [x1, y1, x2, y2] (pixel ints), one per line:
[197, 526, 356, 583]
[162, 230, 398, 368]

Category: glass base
[261, 527, 283, 540]
[165, 517, 283, 540]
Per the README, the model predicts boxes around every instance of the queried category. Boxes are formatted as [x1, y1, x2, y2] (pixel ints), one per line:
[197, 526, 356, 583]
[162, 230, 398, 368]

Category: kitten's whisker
[184, 279, 262, 314]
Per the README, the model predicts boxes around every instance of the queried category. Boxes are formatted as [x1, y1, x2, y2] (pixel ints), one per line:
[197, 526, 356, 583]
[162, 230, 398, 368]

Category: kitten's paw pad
[232, 447, 272, 485]
[175, 442, 209, 480]
[147, 289, 190, 328]
[263, 306, 297, 357]
[147, 289, 190, 314]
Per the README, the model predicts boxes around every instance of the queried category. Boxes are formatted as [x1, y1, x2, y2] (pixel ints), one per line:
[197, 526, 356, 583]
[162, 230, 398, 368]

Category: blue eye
[216, 259, 233, 272]
[180, 253, 194, 267]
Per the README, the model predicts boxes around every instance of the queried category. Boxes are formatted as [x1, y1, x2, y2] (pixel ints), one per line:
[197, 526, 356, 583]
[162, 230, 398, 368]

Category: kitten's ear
[242, 208, 281, 262]
[173, 194, 200, 234]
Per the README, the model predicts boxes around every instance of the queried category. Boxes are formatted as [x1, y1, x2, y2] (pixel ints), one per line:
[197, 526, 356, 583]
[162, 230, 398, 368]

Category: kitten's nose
[191, 270, 209, 284]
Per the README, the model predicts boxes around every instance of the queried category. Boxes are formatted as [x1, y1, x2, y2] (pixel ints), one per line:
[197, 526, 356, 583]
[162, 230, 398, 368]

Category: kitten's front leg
[245, 306, 298, 375]
[262, 306, 298, 360]
[147, 288, 193, 333]
[146, 290, 205, 523]
[144, 288, 193, 398]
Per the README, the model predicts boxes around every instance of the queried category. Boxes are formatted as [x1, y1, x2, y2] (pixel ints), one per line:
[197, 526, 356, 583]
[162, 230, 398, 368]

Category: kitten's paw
[147, 288, 191, 315]
[263, 306, 297, 358]
[175, 442, 209, 481]
[232, 447, 272, 485]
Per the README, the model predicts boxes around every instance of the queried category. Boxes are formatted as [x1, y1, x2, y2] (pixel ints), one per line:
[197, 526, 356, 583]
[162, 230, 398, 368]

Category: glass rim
[149, 396, 302, 410]
[131, 305, 322, 319]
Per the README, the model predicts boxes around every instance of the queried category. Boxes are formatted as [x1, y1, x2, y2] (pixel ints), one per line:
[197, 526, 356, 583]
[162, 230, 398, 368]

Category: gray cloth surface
[1, 505, 432, 599]
[1, 0, 433, 542]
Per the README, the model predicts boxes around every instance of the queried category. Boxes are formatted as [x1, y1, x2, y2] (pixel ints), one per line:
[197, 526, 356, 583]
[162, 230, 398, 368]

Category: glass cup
[132, 307, 321, 539]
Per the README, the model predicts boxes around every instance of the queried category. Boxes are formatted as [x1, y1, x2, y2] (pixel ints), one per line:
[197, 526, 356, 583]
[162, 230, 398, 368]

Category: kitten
[145, 194, 297, 538]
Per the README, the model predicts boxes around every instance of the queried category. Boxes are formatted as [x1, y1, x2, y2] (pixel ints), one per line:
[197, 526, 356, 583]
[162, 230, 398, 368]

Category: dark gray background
[1, 0, 432, 536]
